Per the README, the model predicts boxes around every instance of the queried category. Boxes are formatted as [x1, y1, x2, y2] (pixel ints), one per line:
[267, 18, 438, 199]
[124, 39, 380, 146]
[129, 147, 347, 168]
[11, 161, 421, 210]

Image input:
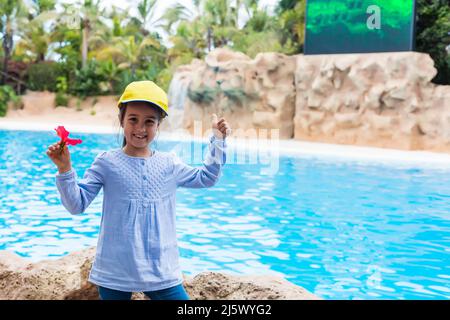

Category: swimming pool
[0, 129, 449, 300]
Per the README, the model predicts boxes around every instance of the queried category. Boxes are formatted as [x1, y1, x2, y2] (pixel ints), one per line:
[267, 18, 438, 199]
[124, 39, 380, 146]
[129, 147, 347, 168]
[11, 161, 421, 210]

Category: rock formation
[294, 52, 450, 152]
[176, 48, 296, 139]
[0, 247, 319, 300]
[170, 48, 450, 152]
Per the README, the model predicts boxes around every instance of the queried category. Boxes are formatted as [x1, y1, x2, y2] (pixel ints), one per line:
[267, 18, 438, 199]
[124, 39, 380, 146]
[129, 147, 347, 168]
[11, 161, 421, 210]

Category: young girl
[46, 80, 231, 300]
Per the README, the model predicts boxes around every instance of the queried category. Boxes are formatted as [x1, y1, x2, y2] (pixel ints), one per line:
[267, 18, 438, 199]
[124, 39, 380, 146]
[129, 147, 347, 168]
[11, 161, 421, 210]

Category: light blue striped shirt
[55, 136, 226, 292]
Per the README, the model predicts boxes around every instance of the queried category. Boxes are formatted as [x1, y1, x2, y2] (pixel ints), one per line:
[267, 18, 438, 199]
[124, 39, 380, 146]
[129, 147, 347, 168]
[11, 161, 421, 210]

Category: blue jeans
[97, 284, 190, 300]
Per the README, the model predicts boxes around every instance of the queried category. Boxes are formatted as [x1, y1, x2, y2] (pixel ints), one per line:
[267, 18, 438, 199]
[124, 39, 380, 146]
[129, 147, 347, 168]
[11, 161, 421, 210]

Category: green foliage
[232, 31, 287, 58]
[71, 60, 106, 97]
[6, 0, 307, 99]
[76, 98, 82, 111]
[184, 85, 249, 112]
[156, 68, 173, 93]
[54, 76, 68, 107]
[0, 85, 19, 117]
[55, 91, 68, 107]
[187, 86, 217, 104]
[96, 60, 120, 93]
[244, 7, 275, 32]
[168, 20, 207, 65]
[113, 69, 136, 95]
[112, 15, 123, 37]
[27, 62, 62, 91]
[222, 88, 246, 104]
[276, 0, 306, 54]
[34, 0, 56, 12]
[56, 76, 68, 93]
[5, 0, 448, 100]
[416, 0, 450, 84]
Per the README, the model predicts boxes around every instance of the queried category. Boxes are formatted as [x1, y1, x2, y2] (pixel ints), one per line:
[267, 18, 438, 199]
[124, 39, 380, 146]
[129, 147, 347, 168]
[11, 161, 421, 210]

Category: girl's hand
[211, 114, 232, 139]
[46, 141, 72, 174]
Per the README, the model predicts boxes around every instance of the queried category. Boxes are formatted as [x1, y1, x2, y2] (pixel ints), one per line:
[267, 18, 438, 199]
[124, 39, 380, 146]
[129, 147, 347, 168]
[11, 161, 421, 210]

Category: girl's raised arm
[173, 135, 227, 188]
[173, 114, 230, 188]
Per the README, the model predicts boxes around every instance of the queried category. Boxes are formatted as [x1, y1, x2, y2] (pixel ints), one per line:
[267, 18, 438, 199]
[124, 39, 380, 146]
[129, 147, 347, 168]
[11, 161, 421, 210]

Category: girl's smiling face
[120, 101, 161, 155]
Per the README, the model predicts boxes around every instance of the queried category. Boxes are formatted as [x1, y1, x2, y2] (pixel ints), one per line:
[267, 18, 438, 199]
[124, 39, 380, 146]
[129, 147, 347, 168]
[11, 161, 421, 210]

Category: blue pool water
[0, 129, 449, 300]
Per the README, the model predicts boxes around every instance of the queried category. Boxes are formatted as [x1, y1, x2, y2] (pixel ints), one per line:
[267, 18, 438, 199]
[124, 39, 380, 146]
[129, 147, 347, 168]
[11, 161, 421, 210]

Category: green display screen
[304, 0, 416, 54]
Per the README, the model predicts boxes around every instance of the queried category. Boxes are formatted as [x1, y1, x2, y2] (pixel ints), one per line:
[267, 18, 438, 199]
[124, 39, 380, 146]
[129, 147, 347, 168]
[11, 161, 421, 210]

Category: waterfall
[167, 72, 191, 131]
[168, 72, 190, 110]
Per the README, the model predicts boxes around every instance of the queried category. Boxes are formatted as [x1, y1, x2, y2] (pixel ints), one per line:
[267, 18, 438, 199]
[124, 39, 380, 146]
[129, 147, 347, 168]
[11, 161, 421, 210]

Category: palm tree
[33, 0, 56, 13]
[78, 0, 104, 68]
[15, 0, 58, 63]
[159, 0, 206, 60]
[163, 0, 249, 62]
[136, 0, 160, 36]
[0, 0, 27, 84]
[203, 0, 240, 49]
[168, 19, 207, 63]
[164, 0, 240, 52]
[276, 0, 306, 53]
[243, 0, 259, 20]
[159, 3, 190, 35]
[244, 5, 274, 32]
[109, 6, 128, 37]
[94, 35, 161, 76]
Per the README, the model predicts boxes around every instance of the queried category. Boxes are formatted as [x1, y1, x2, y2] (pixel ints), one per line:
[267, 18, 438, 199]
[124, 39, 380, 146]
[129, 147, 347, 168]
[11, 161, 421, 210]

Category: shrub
[27, 62, 62, 92]
[222, 88, 247, 105]
[56, 76, 68, 93]
[55, 91, 69, 107]
[113, 69, 135, 96]
[97, 60, 119, 94]
[416, 0, 450, 84]
[92, 96, 98, 107]
[156, 68, 173, 93]
[55, 76, 69, 107]
[187, 86, 217, 104]
[76, 99, 82, 111]
[0, 85, 19, 117]
[71, 60, 106, 97]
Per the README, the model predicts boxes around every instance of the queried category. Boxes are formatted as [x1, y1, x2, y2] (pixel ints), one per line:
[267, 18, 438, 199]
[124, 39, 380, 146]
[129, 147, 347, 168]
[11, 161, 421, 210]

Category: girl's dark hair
[119, 102, 167, 147]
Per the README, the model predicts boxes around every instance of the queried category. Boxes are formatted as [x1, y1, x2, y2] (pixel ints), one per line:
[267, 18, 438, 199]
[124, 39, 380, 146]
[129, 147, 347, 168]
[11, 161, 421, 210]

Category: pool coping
[1, 119, 450, 169]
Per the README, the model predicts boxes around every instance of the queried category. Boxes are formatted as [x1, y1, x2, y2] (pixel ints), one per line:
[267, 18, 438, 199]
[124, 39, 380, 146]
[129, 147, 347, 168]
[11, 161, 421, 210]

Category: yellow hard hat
[118, 80, 168, 116]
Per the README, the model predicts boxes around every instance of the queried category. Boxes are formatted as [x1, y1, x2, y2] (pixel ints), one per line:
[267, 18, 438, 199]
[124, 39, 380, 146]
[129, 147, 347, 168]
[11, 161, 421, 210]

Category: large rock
[184, 272, 319, 300]
[0, 247, 319, 300]
[294, 52, 450, 151]
[174, 48, 296, 139]
[170, 49, 450, 153]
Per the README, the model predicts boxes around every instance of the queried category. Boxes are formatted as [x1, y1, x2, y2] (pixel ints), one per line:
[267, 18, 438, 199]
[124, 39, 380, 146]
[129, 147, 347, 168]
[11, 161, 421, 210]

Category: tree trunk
[38, 52, 45, 63]
[81, 19, 90, 69]
[207, 27, 212, 52]
[1, 33, 13, 85]
[235, 0, 240, 28]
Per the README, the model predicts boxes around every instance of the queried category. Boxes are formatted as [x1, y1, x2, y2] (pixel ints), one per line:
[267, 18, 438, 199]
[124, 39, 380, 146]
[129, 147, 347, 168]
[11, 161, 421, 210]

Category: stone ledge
[0, 247, 320, 300]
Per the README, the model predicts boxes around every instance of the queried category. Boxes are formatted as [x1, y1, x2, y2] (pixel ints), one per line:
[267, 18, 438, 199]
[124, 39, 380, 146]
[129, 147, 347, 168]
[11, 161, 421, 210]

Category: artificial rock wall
[169, 49, 296, 139]
[294, 52, 450, 151]
[170, 48, 450, 152]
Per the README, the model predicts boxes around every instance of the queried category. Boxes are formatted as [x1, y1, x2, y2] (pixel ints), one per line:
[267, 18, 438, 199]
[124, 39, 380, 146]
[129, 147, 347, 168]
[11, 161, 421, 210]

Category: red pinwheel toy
[55, 126, 82, 154]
